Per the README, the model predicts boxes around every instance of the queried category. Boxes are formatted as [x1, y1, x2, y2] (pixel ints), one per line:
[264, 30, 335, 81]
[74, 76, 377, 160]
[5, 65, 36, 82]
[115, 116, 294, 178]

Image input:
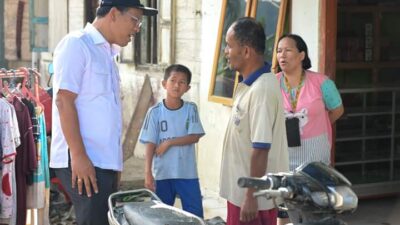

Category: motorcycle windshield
[297, 162, 352, 187]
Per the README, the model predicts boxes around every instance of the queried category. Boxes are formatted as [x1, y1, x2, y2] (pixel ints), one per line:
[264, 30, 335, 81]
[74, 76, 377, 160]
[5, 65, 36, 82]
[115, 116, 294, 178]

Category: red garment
[227, 201, 277, 225]
[12, 97, 37, 225]
[38, 87, 52, 134]
[1, 173, 12, 196]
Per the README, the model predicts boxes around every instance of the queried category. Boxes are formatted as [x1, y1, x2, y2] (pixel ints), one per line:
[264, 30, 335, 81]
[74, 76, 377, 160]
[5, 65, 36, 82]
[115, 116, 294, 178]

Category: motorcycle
[107, 188, 225, 225]
[238, 161, 358, 225]
[107, 161, 357, 225]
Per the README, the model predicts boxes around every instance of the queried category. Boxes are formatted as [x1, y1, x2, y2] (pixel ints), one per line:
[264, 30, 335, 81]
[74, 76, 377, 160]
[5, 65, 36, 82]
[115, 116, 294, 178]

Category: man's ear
[109, 7, 119, 21]
[243, 46, 252, 59]
[162, 80, 167, 89]
[186, 85, 191, 92]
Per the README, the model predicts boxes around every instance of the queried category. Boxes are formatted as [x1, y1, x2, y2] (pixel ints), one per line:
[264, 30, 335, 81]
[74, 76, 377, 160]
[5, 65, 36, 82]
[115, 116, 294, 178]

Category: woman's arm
[329, 105, 344, 124]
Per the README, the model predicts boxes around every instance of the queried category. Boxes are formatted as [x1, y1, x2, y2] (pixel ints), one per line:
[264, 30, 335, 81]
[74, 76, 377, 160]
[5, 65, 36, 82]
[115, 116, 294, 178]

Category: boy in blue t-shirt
[139, 64, 205, 218]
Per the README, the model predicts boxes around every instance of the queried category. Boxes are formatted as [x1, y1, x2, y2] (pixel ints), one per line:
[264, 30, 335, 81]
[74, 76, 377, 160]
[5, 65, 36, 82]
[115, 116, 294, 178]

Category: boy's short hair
[164, 64, 192, 84]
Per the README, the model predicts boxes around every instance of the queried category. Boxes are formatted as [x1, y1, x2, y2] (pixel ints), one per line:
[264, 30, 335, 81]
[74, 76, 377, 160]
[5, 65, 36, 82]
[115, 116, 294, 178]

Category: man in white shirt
[50, 1, 157, 224]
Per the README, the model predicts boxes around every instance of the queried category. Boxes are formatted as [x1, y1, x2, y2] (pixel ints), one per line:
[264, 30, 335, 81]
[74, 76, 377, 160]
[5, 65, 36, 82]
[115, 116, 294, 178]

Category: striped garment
[288, 134, 330, 171]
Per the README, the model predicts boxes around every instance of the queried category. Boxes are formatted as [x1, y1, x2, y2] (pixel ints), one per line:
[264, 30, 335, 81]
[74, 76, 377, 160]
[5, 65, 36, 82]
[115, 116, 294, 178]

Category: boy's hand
[155, 140, 170, 156]
[144, 173, 155, 192]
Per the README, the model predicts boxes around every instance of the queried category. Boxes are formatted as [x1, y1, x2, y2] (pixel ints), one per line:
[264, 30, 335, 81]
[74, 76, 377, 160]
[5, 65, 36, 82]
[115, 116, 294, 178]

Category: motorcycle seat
[123, 200, 204, 225]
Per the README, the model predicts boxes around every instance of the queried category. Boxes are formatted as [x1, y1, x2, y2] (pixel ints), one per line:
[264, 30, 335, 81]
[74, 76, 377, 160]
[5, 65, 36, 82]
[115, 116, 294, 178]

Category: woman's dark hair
[96, 6, 128, 17]
[278, 34, 312, 70]
[164, 64, 192, 84]
[232, 17, 266, 55]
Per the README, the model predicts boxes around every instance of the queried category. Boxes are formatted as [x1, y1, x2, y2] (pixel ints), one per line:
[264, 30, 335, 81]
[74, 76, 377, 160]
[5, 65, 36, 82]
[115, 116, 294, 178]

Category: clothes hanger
[19, 67, 45, 112]
[0, 68, 13, 98]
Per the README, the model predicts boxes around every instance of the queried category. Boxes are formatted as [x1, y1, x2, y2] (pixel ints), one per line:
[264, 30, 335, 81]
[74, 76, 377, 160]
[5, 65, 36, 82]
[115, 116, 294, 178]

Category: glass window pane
[335, 140, 362, 162]
[335, 164, 363, 185]
[380, 12, 400, 62]
[336, 69, 372, 89]
[211, 0, 247, 98]
[395, 160, 400, 181]
[365, 139, 391, 160]
[365, 162, 390, 183]
[255, 0, 281, 64]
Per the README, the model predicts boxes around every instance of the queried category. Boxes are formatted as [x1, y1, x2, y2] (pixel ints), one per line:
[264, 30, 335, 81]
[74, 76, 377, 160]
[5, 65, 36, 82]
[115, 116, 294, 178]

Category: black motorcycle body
[238, 162, 358, 225]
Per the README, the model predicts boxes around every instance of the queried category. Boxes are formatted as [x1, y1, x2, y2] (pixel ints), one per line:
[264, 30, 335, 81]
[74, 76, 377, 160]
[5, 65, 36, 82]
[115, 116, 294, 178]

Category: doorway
[334, 0, 400, 197]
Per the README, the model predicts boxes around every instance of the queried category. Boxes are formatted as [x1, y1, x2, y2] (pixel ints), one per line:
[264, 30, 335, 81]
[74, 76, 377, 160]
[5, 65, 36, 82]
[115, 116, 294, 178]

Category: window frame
[208, 0, 288, 106]
[119, 0, 174, 70]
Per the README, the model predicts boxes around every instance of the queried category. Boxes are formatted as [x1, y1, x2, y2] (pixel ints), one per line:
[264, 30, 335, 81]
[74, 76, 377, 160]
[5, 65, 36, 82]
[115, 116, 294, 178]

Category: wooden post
[319, 0, 338, 165]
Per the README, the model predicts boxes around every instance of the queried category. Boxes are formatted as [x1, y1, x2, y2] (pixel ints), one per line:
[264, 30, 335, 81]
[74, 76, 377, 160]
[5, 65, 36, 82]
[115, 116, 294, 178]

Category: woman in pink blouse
[275, 34, 344, 225]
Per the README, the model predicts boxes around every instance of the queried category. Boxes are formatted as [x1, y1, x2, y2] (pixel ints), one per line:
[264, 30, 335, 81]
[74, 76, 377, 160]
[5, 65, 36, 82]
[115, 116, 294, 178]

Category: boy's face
[162, 71, 191, 99]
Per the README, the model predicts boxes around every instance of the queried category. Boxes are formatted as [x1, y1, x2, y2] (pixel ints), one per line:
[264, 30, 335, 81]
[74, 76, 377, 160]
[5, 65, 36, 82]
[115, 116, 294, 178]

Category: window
[85, 0, 98, 24]
[208, 0, 288, 105]
[120, 0, 173, 67]
[135, 0, 158, 64]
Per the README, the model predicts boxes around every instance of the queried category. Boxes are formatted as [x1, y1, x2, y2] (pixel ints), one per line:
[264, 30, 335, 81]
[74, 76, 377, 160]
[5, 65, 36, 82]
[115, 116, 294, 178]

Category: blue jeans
[156, 178, 204, 218]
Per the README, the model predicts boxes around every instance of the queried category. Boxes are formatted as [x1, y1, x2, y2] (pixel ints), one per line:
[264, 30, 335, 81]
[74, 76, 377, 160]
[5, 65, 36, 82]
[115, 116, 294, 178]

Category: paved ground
[339, 196, 400, 225]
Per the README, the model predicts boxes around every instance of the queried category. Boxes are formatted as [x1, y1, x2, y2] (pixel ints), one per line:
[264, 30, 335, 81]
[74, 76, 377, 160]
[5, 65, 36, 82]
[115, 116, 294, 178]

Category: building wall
[4, 0, 31, 62]
[197, 0, 230, 195]
[291, 0, 320, 71]
[0, 0, 6, 67]
[69, 0, 85, 32]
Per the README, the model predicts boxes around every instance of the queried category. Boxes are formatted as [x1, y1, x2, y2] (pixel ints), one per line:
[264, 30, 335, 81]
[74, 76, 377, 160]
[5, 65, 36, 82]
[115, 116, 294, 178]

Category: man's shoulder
[55, 30, 89, 53]
[253, 72, 279, 90]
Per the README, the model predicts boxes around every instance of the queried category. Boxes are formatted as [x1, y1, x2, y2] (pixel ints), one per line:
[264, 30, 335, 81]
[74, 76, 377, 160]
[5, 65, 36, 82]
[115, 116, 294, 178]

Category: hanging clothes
[0, 97, 20, 225]
[1, 68, 50, 225]
[11, 96, 37, 225]
[27, 111, 50, 207]
[26, 112, 50, 225]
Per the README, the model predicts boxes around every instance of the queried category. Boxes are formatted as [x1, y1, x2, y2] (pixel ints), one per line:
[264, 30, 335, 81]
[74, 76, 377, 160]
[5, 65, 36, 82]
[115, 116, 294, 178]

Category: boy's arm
[155, 134, 202, 156]
[144, 142, 156, 191]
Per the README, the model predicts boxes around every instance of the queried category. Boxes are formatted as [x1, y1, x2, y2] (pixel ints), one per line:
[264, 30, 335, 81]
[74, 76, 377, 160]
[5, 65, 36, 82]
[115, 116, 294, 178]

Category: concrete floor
[121, 156, 400, 225]
[339, 196, 400, 225]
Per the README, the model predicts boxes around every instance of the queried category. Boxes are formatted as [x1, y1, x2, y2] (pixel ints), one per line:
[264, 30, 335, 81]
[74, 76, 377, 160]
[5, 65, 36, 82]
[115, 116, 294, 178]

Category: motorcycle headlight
[327, 186, 358, 212]
[310, 191, 335, 207]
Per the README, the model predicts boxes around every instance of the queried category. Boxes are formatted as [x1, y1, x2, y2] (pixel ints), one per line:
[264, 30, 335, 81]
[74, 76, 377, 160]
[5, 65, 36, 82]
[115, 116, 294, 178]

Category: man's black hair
[164, 64, 192, 84]
[278, 34, 312, 70]
[232, 17, 266, 55]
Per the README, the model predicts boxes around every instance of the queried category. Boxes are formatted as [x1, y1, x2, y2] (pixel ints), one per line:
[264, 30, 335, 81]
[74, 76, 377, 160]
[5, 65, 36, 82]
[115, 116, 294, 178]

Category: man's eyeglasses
[126, 12, 143, 28]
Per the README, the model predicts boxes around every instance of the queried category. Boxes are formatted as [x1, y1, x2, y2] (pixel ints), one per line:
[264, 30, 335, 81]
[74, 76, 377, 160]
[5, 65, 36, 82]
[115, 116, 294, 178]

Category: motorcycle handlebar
[237, 176, 280, 190]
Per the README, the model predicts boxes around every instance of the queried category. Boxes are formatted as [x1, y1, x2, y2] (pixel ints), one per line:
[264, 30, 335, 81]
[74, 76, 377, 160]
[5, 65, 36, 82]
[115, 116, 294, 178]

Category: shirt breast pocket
[90, 63, 111, 94]
[232, 105, 247, 133]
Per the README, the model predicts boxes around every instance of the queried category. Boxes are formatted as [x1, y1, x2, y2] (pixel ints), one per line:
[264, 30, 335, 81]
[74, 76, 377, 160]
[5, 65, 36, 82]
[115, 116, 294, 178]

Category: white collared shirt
[50, 23, 123, 171]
